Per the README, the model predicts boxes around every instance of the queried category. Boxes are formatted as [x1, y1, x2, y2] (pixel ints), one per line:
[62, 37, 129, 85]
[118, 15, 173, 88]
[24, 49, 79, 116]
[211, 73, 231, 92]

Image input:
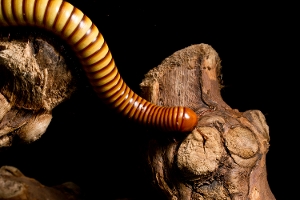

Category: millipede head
[179, 108, 198, 133]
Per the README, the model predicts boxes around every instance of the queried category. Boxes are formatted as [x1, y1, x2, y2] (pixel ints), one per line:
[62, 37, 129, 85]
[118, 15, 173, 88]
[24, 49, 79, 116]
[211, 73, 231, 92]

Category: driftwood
[140, 44, 275, 200]
[0, 35, 78, 148]
[0, 34, 275, 199]
[0, 35, 88, 199]
[0, 165, 82, 200]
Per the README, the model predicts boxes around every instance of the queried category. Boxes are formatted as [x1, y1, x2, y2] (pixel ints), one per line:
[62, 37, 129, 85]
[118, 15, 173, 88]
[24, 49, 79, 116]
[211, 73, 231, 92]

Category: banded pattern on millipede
[0, 0, 198, 132]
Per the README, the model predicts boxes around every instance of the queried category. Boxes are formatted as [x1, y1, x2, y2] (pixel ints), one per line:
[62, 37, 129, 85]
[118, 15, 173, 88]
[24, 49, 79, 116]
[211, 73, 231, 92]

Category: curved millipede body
[0, 0, 198, 132]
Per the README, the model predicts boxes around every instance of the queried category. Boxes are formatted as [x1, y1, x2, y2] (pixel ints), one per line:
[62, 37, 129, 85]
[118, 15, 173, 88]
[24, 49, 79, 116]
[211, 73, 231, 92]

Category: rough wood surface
[140, 44, 275, 200]
[0, 166, 82, 200]
[0, 36, 78, 147]
[0, 35, 275, 199]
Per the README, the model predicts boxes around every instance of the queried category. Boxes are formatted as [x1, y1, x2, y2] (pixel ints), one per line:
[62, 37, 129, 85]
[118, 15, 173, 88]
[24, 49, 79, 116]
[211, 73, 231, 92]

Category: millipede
[0, 0, 198, 132]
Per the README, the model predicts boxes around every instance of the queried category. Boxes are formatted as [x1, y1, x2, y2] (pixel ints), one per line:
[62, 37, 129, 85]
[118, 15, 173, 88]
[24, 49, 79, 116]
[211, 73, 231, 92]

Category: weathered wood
[0, 166, 82, 200]
[0, 36, 78, 147]
[140, 44, 275, 200]
[0, 35, 275, 199]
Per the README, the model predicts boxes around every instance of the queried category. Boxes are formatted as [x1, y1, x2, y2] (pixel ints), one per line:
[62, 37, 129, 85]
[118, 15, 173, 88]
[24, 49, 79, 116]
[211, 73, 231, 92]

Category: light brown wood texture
[0, 166, 82, 200]
[141, 43, 275, 200]
[0, 34, 275, 199]
[0, 35, 78, 147]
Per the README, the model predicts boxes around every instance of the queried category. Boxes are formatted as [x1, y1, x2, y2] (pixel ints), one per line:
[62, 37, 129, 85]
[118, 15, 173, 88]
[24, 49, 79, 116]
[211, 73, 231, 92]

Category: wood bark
[0, 35, 83, 199]
[0, 34, 275, 199]
[0, 34, 79, 148]
[0, 166, 82, 200]
[140, 44, 275, 200]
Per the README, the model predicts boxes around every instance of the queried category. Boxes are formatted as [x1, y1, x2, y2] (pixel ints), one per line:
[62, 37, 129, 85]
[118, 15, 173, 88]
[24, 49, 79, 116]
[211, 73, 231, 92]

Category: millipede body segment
[0, 0, 198, 132]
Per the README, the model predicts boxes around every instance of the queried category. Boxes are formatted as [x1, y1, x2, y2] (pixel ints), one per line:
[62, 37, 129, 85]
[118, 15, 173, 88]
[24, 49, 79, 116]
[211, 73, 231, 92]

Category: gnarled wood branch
[140, 43, 275, 200]
[0, 35, 78, 147]
[0, 34, 275, 199]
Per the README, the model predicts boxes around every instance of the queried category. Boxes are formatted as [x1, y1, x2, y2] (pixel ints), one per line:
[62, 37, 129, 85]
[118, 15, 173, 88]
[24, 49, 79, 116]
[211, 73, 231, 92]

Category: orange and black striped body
[0, 0, 198, 132]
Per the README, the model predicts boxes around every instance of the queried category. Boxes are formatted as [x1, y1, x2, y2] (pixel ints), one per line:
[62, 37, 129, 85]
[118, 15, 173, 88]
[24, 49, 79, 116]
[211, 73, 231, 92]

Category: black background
[0, 1, 297, 199]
